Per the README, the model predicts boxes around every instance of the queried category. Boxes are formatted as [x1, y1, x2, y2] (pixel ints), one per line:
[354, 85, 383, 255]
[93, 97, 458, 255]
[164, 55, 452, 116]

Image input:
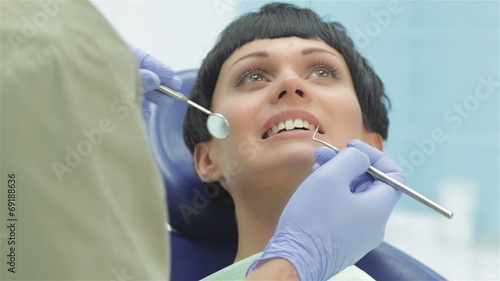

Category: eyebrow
[301, 47, 339, 58]
[230, 47, 339, 69]
[230, 51, 269, 69]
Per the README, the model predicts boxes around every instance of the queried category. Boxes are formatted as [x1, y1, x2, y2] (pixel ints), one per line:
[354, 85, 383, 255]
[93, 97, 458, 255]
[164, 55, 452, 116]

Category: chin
[228, 144, 317, 199]
[258, 142, 318, 171]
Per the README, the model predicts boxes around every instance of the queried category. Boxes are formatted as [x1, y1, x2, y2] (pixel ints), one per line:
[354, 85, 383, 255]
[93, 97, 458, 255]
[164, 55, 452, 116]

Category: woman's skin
[245, 258, 300, 281]
[194, 37, 384, 262]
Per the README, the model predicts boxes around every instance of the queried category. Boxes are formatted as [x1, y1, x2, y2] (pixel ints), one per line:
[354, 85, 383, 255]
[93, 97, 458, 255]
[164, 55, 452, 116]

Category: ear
[364, 131, 384, 151]
[193, 142, 225, 183]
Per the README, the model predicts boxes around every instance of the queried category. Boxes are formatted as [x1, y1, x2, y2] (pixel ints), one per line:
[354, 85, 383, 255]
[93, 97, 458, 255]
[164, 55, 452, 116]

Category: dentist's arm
[247, 140, 403, 280]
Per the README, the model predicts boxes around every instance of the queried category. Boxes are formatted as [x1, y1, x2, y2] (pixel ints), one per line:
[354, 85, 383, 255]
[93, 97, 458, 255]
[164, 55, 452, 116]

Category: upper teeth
[265, 118, 316, 138]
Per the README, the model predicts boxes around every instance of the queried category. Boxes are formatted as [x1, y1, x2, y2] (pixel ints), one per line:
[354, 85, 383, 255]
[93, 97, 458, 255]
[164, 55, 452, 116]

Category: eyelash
[234, 66, 266, 87]
[233, 62, 340, 87]
[311, 61, 340, 80]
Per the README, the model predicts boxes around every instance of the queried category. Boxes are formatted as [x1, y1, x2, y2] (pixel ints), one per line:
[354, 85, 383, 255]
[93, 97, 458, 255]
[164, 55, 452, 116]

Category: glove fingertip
[163, 75, 183, 91]
[314, 147, 337, 165]
[139, 69, 161, 93]
[128, 43, 144, 59]
[347, 139, 365, 148]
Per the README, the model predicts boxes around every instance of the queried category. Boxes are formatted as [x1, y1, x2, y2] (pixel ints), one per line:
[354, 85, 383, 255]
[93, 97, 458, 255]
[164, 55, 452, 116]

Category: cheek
[334, 97, 363, 124]
[212, 87, 266, 139]
[210, 92, 264, 168]
[323, 94, 365, 147]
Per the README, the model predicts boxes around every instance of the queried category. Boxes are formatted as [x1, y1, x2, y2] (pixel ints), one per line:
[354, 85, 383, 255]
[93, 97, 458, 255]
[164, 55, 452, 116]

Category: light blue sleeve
[202, 252, 374, 281]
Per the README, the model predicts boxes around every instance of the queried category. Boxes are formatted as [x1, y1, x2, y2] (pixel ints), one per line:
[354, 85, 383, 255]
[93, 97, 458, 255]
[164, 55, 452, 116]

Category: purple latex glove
[129, 45, 182, 119]
[248, 140, 403, 280]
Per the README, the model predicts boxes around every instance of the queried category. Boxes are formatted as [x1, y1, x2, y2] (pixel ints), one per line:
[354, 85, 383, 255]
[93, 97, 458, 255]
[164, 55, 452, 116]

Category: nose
[277, 89, 304, 99]
[269, 73, 310, 104]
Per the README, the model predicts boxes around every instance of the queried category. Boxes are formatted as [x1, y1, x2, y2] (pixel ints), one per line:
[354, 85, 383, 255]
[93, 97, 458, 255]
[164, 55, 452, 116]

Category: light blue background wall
[237, 0, 498, 236]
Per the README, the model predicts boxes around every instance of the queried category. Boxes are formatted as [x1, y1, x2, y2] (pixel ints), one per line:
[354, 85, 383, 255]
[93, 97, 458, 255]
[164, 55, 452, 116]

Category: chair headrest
[145, 69, 237, 241]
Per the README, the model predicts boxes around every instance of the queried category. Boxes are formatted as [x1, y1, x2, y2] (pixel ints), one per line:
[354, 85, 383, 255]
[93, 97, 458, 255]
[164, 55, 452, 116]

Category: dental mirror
[157, 84, 231, 140]
[206, 113, 231, 140]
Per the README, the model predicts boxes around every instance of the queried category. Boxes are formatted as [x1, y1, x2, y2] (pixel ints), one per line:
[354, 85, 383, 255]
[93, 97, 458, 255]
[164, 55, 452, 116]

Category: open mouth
[262, 118, 324, 139]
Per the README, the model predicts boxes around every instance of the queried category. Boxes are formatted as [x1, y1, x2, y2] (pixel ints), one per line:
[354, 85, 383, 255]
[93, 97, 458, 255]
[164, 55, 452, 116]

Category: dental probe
[157, 84, 231, 140]
[312, 126, 454, 219]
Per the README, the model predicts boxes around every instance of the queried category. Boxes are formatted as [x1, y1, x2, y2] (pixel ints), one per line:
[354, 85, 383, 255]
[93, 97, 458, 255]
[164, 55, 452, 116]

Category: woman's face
[194, 37, 382, 193]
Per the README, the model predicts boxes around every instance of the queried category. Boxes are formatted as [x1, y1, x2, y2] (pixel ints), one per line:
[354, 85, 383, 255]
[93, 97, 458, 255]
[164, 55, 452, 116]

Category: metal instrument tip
[312, 125, 340, 152]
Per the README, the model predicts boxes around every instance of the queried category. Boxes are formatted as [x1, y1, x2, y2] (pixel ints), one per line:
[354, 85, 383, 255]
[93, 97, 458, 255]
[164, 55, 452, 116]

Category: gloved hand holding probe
[248, 140, 403, 280]
[130, 45, 182, 104]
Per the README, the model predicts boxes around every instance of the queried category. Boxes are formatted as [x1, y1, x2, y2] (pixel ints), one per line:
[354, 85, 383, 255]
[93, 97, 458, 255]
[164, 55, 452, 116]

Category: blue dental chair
[144, 69, 447, 281]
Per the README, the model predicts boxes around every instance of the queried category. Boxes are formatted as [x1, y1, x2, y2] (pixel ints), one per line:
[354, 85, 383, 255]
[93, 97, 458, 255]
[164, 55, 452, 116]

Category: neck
[226, 153, 316, 262]
[231, 179, 302, 262]
[233, 201, 282, 262]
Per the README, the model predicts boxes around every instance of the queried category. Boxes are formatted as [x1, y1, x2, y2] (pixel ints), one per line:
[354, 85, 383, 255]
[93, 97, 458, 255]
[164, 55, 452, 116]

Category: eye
[234, 68, 266, 87]
[309, 63, 339, 80]
[311, 69, 332, 78]
[245, 73, 265, 83]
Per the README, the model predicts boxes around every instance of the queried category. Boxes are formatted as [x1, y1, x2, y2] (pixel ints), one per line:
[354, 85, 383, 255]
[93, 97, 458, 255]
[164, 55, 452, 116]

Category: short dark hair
[184, 2, 390, 153]
[183, 3, 390, 204]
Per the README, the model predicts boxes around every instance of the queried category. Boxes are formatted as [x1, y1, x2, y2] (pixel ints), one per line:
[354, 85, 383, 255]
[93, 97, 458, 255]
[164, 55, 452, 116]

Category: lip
[260, 108, 324, 140]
